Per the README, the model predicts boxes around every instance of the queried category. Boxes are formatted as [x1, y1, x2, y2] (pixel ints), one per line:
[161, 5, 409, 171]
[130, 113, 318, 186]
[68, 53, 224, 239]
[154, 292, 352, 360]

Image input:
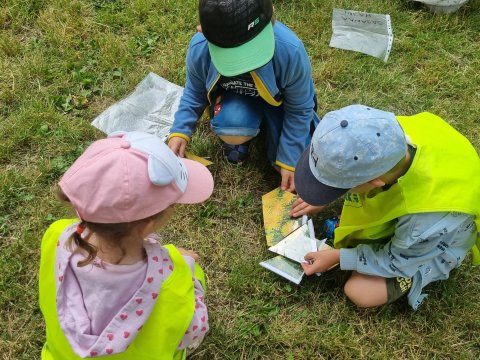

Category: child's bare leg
[344, 271, 388, 308]
[219, 135, 254, 145]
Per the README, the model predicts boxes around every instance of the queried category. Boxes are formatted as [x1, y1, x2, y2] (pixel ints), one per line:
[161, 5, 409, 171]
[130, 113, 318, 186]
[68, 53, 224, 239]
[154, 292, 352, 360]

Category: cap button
[120, 140, 131, 149]
[340, 120, 349, 128]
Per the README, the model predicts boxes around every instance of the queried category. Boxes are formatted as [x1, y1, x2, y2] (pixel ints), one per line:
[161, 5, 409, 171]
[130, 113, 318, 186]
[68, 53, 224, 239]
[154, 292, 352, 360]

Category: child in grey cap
[292, 105, 480, 309]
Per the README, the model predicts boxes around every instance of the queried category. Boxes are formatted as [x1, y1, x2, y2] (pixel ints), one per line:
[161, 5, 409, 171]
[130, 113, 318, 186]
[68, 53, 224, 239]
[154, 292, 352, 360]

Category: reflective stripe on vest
[39, 219, 195, 359]
[334, 113, 480, 263]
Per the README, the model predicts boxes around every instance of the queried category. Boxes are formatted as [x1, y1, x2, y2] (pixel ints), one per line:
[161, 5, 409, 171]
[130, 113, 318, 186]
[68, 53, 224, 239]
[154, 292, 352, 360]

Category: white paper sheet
[330, 9, 394, 62]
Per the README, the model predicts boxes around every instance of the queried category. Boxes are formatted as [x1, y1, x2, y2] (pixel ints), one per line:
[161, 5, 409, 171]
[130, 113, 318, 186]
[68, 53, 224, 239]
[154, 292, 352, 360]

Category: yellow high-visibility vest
[334, 113, 480, 264]
[39, 219, 202, 359]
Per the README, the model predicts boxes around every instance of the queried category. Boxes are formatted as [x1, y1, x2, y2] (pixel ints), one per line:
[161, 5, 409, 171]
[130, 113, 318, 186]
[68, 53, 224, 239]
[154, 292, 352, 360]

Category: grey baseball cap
[295, 105, 407, 206]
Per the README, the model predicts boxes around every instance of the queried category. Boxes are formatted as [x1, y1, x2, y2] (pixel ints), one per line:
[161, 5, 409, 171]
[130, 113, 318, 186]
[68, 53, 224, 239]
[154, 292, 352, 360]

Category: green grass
[1, 0, 480, 359]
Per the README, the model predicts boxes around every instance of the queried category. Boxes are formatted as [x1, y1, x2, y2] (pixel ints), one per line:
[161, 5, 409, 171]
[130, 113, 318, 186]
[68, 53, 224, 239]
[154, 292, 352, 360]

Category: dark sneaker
[223, 142, 250, 164]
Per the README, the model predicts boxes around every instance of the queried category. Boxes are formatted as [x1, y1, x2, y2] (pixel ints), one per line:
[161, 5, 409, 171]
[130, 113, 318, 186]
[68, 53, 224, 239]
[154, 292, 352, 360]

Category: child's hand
[168, 137, 188, 157]
[280, 168, 295, 192]
[289, 197, 326, 217]
[178, 247, 199, 261]
[301, 249, 340, 275]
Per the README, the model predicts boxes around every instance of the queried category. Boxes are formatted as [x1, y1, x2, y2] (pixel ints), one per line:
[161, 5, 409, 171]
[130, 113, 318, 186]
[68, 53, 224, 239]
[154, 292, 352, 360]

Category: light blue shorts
[210, 92, 286, 163]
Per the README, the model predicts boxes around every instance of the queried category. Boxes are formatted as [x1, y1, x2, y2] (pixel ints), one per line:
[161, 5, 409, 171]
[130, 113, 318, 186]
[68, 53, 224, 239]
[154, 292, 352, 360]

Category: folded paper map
[260, 189, 314, 284]
[262, 188, 304, 246]
[268, 222, 316, 263]
[259, 256, 305, 285]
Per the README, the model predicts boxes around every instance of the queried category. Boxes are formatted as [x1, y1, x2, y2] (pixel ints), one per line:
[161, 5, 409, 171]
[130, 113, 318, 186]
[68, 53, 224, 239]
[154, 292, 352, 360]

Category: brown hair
[58, 188, 165, 267]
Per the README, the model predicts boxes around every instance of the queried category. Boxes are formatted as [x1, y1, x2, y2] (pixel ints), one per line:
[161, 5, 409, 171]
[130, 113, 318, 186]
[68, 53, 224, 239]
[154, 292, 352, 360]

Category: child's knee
[343, 275, 388, 308]
[344, 279, 370, 308]
[219, 135, 254, 145]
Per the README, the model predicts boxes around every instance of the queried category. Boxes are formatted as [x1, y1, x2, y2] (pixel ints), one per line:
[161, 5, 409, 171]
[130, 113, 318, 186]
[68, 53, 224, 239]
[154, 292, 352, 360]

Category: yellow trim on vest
[194, 262, 206, 291]
[275, 160, 295, 172]
[39, 220, 197, 359]
[250, 71, 283, 107]
[334, 113, 480, 264]
[168, 133, 191, 143]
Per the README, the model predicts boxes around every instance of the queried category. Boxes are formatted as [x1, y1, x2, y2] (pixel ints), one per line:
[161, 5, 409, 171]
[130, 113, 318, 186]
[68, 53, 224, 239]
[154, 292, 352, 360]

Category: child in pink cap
[38, 131, 214, 359]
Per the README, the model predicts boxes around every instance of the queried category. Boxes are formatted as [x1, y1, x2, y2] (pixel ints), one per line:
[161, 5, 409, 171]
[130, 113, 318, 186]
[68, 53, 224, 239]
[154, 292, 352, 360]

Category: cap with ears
[59, 131, 214, 223]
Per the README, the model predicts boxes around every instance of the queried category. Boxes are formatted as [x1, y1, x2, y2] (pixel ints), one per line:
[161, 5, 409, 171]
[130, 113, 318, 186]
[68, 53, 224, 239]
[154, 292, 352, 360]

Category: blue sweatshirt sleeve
[275, 41, 316, 170]
[340, 212, 476, 278]
[170, 37, 210, 139]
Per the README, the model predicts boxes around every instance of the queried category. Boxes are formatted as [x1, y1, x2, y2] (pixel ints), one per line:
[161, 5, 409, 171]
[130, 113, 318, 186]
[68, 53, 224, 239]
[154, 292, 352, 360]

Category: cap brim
[208, 22, 274, 77]
[177, 158, 214, 204]
[294, 148, 350, 206]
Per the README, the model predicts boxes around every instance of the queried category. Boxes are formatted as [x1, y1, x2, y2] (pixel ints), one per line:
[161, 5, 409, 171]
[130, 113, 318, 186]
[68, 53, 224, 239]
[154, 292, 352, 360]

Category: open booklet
[260, 223, 331, 284]
[260, 188, 331, 284]
[268, 222, 317, 263]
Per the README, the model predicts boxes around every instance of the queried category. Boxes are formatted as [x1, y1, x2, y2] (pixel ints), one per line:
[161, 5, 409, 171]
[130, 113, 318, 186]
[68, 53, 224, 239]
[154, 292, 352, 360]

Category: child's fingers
[280, 175, 289, 191]
[292, 197, 304, 207]
[301, 262, 316, 276]
[303, 251, 317, 262]
[285, 179, 295, 192]
[289, 199, 309, 217]
[178, 140, 187, 158]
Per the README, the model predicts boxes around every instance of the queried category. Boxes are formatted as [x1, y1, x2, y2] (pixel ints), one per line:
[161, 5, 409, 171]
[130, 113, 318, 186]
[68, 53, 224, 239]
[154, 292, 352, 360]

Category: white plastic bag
[91, 73, 183, 141]
[329, 9, 394, 62]
[415, 0, 469, 13]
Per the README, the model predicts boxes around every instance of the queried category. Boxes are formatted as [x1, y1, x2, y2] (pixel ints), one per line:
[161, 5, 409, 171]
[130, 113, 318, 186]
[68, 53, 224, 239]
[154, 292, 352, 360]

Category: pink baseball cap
[59, 131, 214, 223]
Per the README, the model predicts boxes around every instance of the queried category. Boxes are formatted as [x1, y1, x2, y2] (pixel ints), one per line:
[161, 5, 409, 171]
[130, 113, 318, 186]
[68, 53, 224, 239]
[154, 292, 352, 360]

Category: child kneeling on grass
[291, 105, 480, 310]
[39, 131, 214, 359]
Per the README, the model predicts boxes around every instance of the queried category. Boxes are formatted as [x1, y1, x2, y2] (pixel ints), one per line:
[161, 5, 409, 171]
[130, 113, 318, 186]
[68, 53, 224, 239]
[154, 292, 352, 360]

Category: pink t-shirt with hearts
[55, 224, 208, 358]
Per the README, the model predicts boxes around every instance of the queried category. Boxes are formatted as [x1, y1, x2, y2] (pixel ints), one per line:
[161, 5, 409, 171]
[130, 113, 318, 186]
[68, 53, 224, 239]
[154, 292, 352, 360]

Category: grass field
[1, 0, 480, 359]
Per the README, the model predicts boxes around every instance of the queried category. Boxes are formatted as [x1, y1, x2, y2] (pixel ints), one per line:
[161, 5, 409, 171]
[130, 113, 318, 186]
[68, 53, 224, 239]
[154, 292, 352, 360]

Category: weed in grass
[41, 143, 89, 182]
[134, 32, 161, 57]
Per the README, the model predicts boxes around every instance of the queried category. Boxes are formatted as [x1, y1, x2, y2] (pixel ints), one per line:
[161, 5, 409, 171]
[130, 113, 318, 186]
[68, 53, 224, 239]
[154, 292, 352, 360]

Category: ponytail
[69, 221, 98, 267]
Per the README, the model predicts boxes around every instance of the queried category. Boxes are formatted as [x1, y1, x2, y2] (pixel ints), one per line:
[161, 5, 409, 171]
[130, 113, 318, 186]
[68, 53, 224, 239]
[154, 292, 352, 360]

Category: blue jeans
[210, 92, 292, 164]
